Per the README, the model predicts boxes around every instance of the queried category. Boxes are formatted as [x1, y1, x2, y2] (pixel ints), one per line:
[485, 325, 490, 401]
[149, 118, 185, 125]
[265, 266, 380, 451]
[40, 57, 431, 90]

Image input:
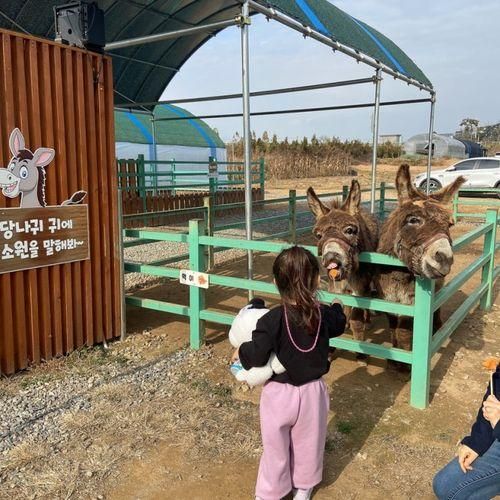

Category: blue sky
[161, 1, 500, 143]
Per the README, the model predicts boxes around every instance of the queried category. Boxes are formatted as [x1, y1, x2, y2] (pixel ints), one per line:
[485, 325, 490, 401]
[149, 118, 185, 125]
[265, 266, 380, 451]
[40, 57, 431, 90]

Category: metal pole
[152, 98, 432, 122]
[425, 94, 436, 195]
[105, 18, 239, 50]
[151, 112, 158, 194]
[117, 186, 127, 341]
[370, 69, 382, 214]
[117, 77, 375, 108]
[241, 1, 253, 299]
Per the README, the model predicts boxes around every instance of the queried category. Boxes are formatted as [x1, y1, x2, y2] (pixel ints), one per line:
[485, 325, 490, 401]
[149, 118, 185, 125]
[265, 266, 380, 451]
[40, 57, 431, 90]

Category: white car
[414, 157, 500, 192]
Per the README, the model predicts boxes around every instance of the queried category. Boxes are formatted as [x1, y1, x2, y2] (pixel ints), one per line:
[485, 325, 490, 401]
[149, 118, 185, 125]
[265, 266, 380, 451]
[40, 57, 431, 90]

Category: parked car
[414, 157, 500, 192]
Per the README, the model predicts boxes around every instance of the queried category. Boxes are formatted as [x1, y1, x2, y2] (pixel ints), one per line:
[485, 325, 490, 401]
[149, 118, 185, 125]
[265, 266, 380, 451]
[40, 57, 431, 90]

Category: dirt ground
[1, 164, 498, 500]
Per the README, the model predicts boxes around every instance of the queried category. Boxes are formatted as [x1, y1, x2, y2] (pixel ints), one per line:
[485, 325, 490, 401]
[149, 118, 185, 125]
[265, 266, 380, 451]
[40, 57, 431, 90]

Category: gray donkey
[0, 128, 86, 208]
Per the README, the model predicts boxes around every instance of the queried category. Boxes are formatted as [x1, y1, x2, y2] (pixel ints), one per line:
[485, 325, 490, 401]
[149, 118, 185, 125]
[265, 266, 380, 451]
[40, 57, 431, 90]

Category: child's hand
[331, 298, 343, 306]
[230, 347, 240, 364]
[483, 395, 500, 428]
[457, 444, 478, 473]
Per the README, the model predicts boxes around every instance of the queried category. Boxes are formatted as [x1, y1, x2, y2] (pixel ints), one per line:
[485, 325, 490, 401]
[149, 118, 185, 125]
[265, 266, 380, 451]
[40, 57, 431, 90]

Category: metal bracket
[235, 15, 252, 26]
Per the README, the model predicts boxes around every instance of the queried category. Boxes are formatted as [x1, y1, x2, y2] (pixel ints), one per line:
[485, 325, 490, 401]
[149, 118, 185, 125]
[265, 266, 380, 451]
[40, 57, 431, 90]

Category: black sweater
[238, 303, 346, 386]
[461, 367, 500, 455]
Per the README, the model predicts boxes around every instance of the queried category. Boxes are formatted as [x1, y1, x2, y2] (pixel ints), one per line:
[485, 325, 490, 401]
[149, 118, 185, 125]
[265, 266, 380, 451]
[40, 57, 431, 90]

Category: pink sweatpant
[256, 379, 330, 500]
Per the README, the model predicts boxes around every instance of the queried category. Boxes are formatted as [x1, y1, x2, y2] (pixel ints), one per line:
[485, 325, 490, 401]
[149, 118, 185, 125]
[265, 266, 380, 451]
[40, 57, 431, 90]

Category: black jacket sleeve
[238, 315, 275, 370]
[461, 382, 495, 456]
[323, 303, 347, 338]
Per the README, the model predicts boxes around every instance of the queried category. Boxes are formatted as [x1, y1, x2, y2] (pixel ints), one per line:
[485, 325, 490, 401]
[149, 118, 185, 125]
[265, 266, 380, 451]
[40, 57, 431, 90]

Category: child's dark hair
[273, 246, 320, 334]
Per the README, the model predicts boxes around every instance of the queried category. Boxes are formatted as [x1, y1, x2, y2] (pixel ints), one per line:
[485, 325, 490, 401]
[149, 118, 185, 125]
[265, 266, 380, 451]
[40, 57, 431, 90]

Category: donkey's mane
[37, 167, 47, 207]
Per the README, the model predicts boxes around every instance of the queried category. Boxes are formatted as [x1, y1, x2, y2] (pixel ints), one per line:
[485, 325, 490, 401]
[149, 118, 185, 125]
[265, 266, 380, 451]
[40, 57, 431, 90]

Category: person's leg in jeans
[256, 382, 299, 500]
[433, 440, 500, 500]
[290, 378, 330, 498]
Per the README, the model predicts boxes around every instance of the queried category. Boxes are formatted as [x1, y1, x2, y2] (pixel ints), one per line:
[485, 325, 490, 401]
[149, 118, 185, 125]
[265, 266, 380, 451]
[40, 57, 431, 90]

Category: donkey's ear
[307, 187, 329, 218]
[395, 164, 422, 203]
[32, 147, 55, 167]
[9, 128, 25, 156]
[432, 176, 466, 204]
[342, 179, 361, 215]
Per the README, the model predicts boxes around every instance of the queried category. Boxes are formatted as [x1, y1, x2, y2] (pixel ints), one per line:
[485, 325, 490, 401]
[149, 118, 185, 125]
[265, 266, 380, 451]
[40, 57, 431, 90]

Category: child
[433, 365, 500, 499]
[233, 246, 346, 500]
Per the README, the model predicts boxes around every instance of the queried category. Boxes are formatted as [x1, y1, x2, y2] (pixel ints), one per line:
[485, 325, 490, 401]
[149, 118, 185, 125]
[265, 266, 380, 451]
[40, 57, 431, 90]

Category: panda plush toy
[229, 298, 286, 387]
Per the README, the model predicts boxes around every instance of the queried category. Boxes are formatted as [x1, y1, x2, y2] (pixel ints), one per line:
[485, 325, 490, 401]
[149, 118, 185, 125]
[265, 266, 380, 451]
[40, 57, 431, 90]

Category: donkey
[0, 128, 86, 208]
[307, 180, 379, 346]
[376, 164, 466, 352]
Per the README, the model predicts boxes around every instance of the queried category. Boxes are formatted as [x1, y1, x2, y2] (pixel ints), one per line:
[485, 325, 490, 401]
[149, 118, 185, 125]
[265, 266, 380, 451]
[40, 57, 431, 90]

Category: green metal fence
[123, 206, 499, 409]
[453, 188, 500, 222]
[118, 155, 265, 195]
[122, 182, 397, 270]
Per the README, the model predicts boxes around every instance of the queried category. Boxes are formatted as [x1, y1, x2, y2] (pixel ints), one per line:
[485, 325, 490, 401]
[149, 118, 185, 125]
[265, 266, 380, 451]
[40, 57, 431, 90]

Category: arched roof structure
[0, 0, 432, 107]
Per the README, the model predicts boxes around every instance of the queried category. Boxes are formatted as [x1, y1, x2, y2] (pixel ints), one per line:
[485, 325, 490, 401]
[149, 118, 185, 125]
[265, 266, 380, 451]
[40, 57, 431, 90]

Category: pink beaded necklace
[283, 305, 322, 353]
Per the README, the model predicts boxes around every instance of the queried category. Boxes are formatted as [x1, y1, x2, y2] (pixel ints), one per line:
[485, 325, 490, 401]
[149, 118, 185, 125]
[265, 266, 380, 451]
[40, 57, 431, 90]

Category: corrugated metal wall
[0, 29, 122, 375]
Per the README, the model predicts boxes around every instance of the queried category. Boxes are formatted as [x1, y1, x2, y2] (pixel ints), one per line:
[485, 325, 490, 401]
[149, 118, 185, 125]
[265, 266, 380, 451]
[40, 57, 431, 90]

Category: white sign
[179, 269, 209, 289]
[208, 161, 218, 179]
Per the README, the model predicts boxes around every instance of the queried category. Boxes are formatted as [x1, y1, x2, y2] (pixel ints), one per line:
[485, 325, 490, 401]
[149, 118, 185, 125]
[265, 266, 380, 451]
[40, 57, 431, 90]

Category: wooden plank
[103, 57, 122, 339]
[41, 41, 63, 357]
[94, 53, 113, 340]
[74, 50, 94, 347]
[83, 51, 103, 344]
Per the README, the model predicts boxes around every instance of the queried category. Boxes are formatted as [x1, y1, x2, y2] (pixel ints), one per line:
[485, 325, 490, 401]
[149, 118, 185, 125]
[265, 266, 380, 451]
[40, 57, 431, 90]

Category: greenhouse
[115, 104, 227, 163]
[404, 133, 467, 159]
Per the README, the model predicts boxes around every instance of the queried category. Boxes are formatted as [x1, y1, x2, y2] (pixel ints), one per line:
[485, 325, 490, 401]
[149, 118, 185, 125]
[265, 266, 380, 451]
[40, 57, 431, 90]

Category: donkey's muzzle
[421, 237, 454, 279]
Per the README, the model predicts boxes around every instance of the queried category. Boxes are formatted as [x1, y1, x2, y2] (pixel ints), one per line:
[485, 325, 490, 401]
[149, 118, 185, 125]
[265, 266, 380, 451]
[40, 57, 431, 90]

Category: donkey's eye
[407, 216, 421, 225]
[315, 231, 322, 240]
[344, 226, 358, 236]
[19, 166, 28, 179]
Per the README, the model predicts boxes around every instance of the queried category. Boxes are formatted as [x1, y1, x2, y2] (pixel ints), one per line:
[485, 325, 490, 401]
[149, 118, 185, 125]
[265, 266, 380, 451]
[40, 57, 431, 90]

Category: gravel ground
[0, 347, 190, 456]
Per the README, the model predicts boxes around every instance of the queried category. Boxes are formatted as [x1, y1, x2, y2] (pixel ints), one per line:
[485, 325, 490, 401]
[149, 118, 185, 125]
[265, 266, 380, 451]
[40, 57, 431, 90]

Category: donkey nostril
[435, 251, 453, 265]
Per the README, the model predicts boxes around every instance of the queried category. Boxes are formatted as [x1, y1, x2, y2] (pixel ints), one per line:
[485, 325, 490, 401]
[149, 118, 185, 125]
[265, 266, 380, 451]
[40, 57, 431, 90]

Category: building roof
[115, 105, 225, 148]
[0, 1, 432, 107]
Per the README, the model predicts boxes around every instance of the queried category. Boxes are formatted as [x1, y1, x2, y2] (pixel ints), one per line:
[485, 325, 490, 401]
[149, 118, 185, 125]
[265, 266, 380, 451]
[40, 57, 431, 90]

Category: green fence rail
[123, 207, 499, 409]
[118, 155, 265, 195]
[453, 187, 500, 222]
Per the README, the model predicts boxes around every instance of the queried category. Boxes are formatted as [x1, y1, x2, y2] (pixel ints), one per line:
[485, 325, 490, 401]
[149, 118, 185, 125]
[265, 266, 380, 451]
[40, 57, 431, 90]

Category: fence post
[188, 219, 207, 349]
[379, 181, 386, 217]
[452, 192, 459, 224]
[204, 195, 215, 269]
[137, 154, 147, 212]
[259, 157, 265, 199]
[480, 209, 498, 311]
[342, 185, 349, 202]
[410, 277, 435, 409]
[288, 189, 297, 244]
[170, 158, 176, 195]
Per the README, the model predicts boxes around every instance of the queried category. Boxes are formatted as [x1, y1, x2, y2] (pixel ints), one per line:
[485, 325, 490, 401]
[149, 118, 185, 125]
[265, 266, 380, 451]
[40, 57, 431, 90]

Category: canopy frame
[109, 1, 436, 298]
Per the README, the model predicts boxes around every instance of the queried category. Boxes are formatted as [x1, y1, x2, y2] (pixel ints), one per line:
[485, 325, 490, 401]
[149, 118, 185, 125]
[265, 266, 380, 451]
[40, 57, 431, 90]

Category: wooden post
[480, 209, 498, 310]
[171, 158, 176, 195]
[379, 181, 386, 217]
[410, 277, 435, 409]
[259, 157, 265, 199]
[204, 195, 215, 269]
[188, 219, 206, 349]
[289, 189, 297, 244]
[452, 192, 459, 224]
[137, 154, 147, 212]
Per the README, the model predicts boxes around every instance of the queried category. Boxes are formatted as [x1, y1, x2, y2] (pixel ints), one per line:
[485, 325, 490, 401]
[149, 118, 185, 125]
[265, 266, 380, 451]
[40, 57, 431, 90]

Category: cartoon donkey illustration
[0, 128, 86, 208]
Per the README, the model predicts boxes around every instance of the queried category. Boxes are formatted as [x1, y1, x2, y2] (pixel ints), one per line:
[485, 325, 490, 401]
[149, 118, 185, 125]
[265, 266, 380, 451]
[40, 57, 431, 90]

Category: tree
[459, 118, 480, 141]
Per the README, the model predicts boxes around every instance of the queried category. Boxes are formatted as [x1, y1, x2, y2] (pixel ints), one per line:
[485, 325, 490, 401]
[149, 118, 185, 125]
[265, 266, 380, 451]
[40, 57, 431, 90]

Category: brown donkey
[376, 164, 466, 352]
[307, 180, 379, 346]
